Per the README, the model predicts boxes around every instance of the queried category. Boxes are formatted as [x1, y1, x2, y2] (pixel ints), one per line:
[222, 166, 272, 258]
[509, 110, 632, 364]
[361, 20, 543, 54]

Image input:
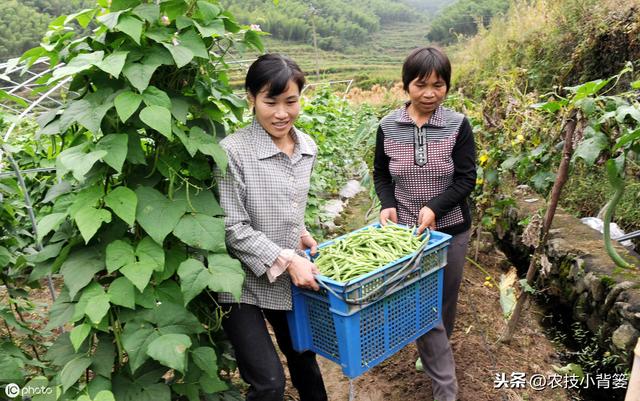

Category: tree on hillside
[0, 1, 50, 60]
[222, 0, 421, 50]
[426, 0, 510, 44]
[20, 0, 93, 17]
[402, 0, 456, 14]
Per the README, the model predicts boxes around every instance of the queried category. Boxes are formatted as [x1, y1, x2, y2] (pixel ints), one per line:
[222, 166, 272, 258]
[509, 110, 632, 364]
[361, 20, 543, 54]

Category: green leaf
[194, 20, 225, 38]
[530, 171, 556, 192]
[104, 187, 137, 226]
[57, 145, 107, 182]
[135, 286, 156, 308]
[116, 15, 144, 45]
[119, 237, 164, 292]
[121, 321, 159, 373]
[61, 248, 105, 299]
[114, 91, 143, 123]
[175, 188, 224, 216]
[127, 132, 147, 165]
[0, 246, 11, 267]
[573, 131, 609, 165]
[146, 334, 192, 373]
[0, 88, 28, 107]
[133, 3, 160, 22]
[0, 355, 25, 383]
[69, 186, 104, 218]
[85, 293, 111, 324]
[177, 16, 194, 30]
[95, 51, 129, 77]
[173, 125, 197, 156]
[163, 1, 188, 20]
[615, 128, 640, 151]
[70, 323, 92, 352]
[91, 336, 115, 379]
[52, 51, 104, 79]
[606, 157, 625, 187]
[155, 248, 187, 282]
[94, 390, 116, 401]
[153, 301, 205, 334]
[135, 186, 187, 244]
[122, 62, 159, 92]
[60, 356, 92, 392]
[106, 240, 135, 273]
[97, 10, 124, 29]
[75, 207, 112, 243]
[37, 212, 67, 241]
[46, 289, 75, 330]
[170, 97, 190, 124]
[108, 277, 136, 309]
[173, 214, 225, 252]
[72, 283, 104, 322]
[190, 126, 227, 171]
[59, 97, 113, 134]
[142, 86, 172, 109]
[177, 259, 209, 305]
[140, 105, 173, 139]
[45, 332, 87, 367]
[96, 134, 128, 172]
[137, 236, 165, 272]
[155, 280, 184, 305]
[120, 261, 155, 293]
[192, 347, 218, 378]
[519, 279, 536, 294]
[616, 105, 640, 123]
[145, 26, 173, 43]
[200, 373, 228, 393]
[207, 253, 244, 301]
[178, 29, 208, 58]
[162, 43, 194, 68]
[244, 30, 264, 52]
[197, 1, 221, 24]
[66, 8, 97, 28]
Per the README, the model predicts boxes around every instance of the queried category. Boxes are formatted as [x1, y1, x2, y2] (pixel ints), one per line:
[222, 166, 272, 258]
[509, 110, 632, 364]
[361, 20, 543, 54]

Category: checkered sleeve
[216, 147, 283, 277]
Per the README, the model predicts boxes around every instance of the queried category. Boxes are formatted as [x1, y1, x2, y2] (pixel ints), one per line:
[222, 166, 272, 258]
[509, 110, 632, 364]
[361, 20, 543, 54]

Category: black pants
[221, 303, 328, 401]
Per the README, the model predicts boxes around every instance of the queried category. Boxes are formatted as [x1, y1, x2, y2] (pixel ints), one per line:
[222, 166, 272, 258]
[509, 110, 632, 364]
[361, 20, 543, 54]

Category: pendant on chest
[413, 126, 427, 167]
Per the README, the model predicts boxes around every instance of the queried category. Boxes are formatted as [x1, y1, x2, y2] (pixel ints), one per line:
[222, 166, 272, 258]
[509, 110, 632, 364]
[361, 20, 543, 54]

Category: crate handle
[316, 232, 433, 305]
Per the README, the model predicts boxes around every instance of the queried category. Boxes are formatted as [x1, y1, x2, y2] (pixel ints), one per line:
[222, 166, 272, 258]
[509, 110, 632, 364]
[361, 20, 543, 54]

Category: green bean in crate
[314, 224, 430, 282]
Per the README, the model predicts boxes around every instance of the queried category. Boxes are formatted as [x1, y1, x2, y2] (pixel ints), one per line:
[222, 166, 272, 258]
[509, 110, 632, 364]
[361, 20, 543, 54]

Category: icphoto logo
[4, 383, 20, 398]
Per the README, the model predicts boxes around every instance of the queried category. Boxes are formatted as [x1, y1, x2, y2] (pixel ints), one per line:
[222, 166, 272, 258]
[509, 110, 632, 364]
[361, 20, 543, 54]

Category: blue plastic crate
[287, 224, 450, 378]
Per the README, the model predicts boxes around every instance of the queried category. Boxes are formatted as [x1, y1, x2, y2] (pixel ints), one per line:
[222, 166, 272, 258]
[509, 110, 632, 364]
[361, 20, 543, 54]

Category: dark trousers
[221, 303, 328, 401]
[416, 229, 471, 401]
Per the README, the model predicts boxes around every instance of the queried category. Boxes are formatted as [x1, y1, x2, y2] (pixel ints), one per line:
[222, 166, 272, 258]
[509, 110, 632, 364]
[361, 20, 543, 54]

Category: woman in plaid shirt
[374, 47, 477, 401]
[216, 54, 327, 401]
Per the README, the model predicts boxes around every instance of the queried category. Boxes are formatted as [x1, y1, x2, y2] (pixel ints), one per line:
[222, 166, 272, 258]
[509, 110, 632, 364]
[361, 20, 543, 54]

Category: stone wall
[495, 185, 640, 366]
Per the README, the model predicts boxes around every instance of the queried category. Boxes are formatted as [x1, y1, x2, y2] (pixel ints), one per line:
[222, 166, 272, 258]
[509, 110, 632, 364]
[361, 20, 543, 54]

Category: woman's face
[249, 79, 301, 139]
[407, 71, 447, 116]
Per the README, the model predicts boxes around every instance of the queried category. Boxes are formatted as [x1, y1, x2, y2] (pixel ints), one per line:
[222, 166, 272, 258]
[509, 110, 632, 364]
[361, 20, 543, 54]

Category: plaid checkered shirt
[215, 119, 317, 310]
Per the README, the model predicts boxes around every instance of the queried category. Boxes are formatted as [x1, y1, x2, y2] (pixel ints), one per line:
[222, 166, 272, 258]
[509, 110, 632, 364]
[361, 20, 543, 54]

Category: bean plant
[1, 0, 265, 399]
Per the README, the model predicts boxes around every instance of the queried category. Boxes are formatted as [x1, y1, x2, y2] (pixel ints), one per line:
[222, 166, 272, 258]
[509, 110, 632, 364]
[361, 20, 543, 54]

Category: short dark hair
[402, 47, 451, 92]
[245, 54, 306, 98]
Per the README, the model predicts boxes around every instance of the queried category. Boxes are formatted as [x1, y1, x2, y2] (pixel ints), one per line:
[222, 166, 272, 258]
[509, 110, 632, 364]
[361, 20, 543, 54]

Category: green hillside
[222, 0, 427, 51]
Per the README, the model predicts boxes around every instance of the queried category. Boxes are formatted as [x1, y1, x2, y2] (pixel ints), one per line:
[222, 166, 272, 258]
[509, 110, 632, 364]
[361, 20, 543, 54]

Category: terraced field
[227, 21, 431, 89]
